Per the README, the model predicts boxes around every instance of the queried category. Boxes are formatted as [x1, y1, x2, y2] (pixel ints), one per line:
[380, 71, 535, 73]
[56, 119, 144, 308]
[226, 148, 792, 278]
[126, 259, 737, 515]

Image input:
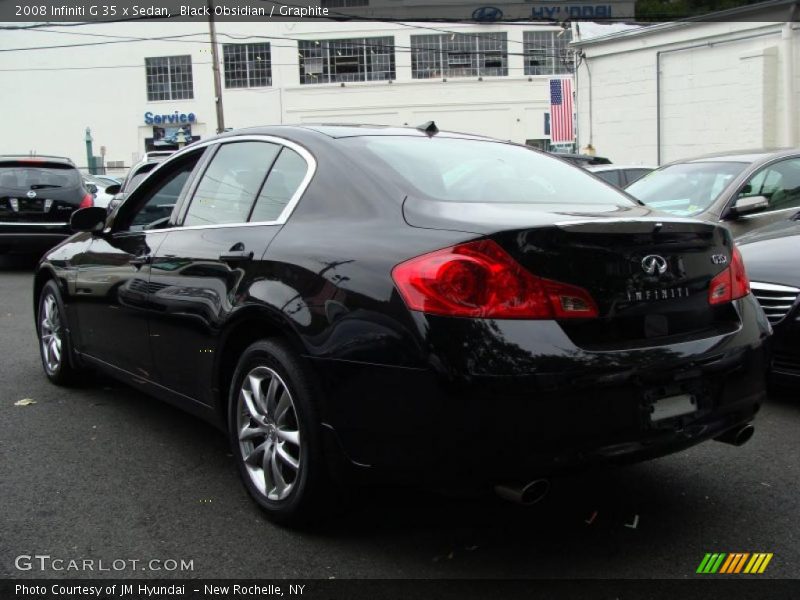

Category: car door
[723, 157, 800, 237]
[147, 138, 313, 405]
[71, 149, 206, 378]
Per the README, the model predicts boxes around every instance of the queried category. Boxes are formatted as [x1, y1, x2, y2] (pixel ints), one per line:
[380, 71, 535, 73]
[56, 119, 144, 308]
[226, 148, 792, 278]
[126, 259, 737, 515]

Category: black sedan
[33, 125, 770, 523]
[738, 217, 800, 385]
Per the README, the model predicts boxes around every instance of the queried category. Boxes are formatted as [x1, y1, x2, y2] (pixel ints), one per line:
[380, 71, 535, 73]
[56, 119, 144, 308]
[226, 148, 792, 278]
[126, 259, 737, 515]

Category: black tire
[37, 280, 84, 386]
[228, 339, 341, 525]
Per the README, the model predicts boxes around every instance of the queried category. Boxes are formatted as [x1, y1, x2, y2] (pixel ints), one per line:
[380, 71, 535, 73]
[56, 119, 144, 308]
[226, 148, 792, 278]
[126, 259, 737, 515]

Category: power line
[0, 28, 570, 60]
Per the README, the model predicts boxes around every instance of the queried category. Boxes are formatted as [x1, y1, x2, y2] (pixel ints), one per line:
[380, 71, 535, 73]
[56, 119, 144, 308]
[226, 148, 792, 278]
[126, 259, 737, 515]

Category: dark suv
[0, 155, 93, 255]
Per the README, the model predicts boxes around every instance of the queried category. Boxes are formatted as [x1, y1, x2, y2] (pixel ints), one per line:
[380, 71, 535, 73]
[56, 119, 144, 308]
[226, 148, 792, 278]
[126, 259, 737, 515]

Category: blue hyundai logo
[472, 6, 504, 21]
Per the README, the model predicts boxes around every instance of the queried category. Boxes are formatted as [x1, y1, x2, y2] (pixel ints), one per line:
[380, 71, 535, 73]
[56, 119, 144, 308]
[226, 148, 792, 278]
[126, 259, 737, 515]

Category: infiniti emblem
[642, 255, 669, 276]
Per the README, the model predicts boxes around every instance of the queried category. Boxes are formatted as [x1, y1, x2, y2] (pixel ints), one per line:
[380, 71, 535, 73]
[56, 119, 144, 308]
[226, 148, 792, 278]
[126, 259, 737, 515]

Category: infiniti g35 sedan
[33, 125, 770, 523]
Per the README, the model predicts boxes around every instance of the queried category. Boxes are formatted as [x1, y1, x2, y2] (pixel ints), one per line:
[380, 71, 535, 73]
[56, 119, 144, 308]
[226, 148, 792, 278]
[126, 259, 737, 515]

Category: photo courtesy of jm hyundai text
[32, 124, 771, 524]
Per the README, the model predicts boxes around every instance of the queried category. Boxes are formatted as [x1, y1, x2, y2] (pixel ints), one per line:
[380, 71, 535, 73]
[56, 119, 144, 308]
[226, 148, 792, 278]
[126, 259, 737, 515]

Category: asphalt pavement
[1, 254, 799, 580]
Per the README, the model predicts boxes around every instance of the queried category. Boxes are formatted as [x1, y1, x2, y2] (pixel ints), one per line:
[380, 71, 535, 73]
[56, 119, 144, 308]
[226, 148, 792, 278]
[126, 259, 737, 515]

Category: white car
[83, 177, 118, 208]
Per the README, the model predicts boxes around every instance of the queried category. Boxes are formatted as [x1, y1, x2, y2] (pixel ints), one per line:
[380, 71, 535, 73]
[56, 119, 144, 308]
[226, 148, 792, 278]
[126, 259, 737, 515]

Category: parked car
[34, 125, 769, 524]
[548, 152, 612, 167]
[0, 155, 93, 255]
[586, 164, 656, 188]
[104, 156, 170, 212]
[737, 216, 800, 386]
[625, 149, 800, 237]
[83, 175, 116, 208]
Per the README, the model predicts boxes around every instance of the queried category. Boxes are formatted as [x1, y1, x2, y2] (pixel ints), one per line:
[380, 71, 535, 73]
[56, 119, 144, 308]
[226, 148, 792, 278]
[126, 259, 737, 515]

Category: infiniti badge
[642, 255, 668, 276]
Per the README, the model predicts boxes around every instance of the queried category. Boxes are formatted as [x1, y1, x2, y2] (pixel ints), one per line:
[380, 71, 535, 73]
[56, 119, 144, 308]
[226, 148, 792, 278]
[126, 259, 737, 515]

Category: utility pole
[207, 0, 225, 133]
[84, 127, 95, 175]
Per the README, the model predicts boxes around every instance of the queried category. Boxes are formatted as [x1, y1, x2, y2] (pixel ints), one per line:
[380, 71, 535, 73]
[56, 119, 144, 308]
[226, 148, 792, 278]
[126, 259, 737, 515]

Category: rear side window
[594, 170, 621, 187]
[624, 169, 651, 185]
[184, 141, 280, 227]
[249, 148, 308, 222]
[343, 137, 633, 206]
[0, 163, 81, 190]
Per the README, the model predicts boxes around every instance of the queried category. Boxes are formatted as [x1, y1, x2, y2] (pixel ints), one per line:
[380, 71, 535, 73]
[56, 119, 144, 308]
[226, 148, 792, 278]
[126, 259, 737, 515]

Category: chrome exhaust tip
[715, 423, 755, 447]
[494, 479, 550, 506]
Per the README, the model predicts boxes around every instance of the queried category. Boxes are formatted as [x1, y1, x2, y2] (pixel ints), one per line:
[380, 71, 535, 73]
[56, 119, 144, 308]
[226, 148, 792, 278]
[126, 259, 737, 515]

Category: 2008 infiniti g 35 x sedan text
[33, 125, 770, 523]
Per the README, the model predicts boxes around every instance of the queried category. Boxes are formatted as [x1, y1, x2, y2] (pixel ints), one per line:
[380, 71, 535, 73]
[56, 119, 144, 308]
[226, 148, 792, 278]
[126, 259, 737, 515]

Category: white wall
[575, 20, 800, 165]
[0, 21, 564, 169]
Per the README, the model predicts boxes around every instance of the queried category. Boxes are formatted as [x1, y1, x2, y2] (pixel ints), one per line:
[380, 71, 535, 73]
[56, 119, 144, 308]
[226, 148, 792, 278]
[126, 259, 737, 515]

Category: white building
[0, 20, 581, 172]
[573, 0, 800, 165]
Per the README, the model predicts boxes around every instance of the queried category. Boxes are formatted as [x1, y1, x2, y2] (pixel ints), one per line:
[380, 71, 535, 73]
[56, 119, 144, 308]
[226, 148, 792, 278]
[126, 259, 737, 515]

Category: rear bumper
[311, 295, 770, 484]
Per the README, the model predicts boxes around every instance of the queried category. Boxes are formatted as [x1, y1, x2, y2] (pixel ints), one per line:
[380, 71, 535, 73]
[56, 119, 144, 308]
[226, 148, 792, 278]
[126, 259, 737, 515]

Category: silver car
[626, 149, 800, 238]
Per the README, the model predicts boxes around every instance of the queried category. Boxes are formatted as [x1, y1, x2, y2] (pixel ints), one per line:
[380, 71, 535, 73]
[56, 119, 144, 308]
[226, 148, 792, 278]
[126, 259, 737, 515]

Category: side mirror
[732, 195, 769, 216]
[71, 206, 108, 232]
[104, 183, 121, 195]
[86, 183, 98, 195]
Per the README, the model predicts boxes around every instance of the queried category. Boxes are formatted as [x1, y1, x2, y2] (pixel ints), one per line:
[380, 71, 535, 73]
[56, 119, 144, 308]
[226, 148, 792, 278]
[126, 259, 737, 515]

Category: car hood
[402, 196, 696, 234]
[738, 219, 800, 287]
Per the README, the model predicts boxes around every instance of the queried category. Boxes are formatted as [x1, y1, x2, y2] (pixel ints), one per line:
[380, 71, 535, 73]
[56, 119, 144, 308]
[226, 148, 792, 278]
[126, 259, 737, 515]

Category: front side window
[145, 55, 194, 101]
[122, 154, 202, 232]
[299, 37, 395, 84]
[411, 33, 508, 79]
[184, 142, 281, 227]
[626, 162, 748, 217]
[524, 30, 574, 76]
[223, 43, 272, 88]
[343, 136, 633, 206]
[738, 158, 800, 213]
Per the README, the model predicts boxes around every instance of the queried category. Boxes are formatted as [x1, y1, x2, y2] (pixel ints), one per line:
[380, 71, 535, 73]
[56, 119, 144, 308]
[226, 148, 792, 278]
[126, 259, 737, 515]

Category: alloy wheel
[40, 294, 63, 374]
[237, 366, 302, 502]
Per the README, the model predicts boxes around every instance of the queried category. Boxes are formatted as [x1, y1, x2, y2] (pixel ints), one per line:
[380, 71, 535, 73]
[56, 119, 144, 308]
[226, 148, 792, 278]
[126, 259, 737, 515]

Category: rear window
[0, 163, 81, 190]
[343, 137, 633, 206]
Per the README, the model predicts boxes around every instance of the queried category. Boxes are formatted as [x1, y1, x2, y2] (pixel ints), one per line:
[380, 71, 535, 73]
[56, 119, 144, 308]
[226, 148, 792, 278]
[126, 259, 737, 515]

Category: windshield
[626, 161, 748, 216]
[343, 136, 635, 206]
[0, 164, 81, 190]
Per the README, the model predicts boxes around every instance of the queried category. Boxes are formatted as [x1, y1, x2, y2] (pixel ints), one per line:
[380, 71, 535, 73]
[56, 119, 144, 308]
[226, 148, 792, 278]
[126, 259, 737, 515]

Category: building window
[411, 32, 508, 79]
[320, 0, 369, 6]
[298, 37, 395, 84]
[524, 30, 574, 76]
[145, 55, 194, 101]
[223, 43, 272, 88]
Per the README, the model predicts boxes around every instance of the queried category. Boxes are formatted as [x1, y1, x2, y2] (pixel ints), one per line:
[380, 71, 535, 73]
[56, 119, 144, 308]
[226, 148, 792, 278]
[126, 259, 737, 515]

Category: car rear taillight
[708, 246, 750, 305]
[392, 239, 599, 319]
[79, 193, 94, 209]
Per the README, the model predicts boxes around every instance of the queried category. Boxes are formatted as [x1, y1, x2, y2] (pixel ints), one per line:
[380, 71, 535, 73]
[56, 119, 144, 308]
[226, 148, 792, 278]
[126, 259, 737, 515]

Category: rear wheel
[228, 339, 339, 525]
[37, 280, 83, 385]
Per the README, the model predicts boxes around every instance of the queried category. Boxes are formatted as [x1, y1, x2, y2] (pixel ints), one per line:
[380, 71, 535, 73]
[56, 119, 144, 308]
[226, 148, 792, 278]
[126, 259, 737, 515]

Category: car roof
[218, 123, 506, 143]
[675, 148, 800, 165]
[587, 164, 656, 172]
[0, 155, 75, 166]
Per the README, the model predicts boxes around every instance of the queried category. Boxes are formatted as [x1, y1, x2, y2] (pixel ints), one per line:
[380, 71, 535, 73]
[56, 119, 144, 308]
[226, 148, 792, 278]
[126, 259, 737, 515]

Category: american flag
[549, 78, 574, 143]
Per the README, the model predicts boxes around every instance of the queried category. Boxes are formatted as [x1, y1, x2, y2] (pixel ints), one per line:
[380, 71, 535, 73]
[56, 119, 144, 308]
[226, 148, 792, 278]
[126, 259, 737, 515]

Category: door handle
[219, 250, 254, 263]
[130, 255, 152, 268]
[219, 243, 253, 263]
